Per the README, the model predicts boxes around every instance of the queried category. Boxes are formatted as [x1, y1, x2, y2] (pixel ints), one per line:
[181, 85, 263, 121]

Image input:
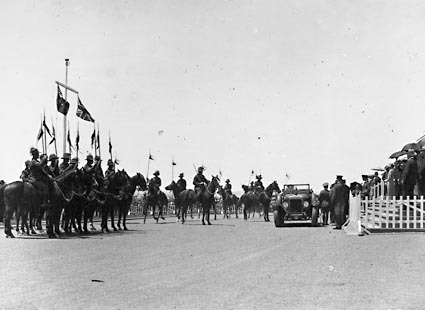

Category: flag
[108, 137, 112, 155]
[49, 136, 55, 146]
[251, 170, 254, 175]
[149, 153, 154, 160]
[96, 131, 100, 150]
[91, 129, 96, 148]
[76, 97, 95, 122]
[114, 158, 119, 165]
[76, 129, 80, 151]
[172, 160, 176, 166]
[43, 118, 52, 137]
[67, 129, 73, 148]
[37, 126, 43, 141]
[56, 86, 70, 115]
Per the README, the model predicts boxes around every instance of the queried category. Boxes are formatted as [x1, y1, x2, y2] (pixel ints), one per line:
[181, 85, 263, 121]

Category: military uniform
[104, 159, 116, 187]
[319, 183, 331, 225]
[193, 167, 209, 202]
[330, 176, 349, 229]
[224, 180, 232, 195]
[177, 173, 187, 191]
[59, 153, 71, 175]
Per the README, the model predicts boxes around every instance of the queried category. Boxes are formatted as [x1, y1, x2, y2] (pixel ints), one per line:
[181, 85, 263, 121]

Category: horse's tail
[0, 183, 6, 222]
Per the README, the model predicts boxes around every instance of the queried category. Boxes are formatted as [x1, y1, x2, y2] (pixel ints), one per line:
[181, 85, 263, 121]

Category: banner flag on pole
[49, 124, 56, 145]
[76, 128, 80, 151]
[43, 118, 52, 137]
[96, 131, 100, 150]
[149, 153, 154, 160]
[37, 125, 43, 142]
[67, 129, 73, 149]
[108, 137, 112, 156]
[172, 160, 176, 166]
[91, 129, 96, 148]
[56, 86, 70, 115]
[76, 97, 95, 122]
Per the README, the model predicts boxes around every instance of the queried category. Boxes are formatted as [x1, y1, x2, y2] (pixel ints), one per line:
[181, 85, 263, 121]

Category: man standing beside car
[330, 175, 349, 230]
[319, 182, 331, 225]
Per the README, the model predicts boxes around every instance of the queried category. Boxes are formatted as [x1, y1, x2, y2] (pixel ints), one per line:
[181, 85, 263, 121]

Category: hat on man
[362, 174, 369, 179]
[107, 159, 114, 165]
[198, 166, 204, 172]
[95, 155, 101, 161]
[153, 170, 160, 176]
[61, 153, 71, 160]
[226, 179, 230, 183]
[48, 154, 58, 161]
[30, 147, 39, 155]
[179, 173, 184, 177]
[336, 175, 343, 180]
[256, 175, 262, 180]
[86, 154, 94, 161]
[323, 182, 329, 187]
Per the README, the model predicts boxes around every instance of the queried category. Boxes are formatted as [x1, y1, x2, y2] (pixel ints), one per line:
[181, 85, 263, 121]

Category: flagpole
[172, 155, 174, 181]
[147, 149, 151, 178]
[76, 122, 79, 162]
[93, 123, 97, 157]
[97, 123, 101, 159]
[68, 121, 71, 155]
[63, 58, 69, 156]
[51, 116, 57, 155]
[40, 116, 45, 155]
[43, 112, 47, 155]
[109, 131, 112, 161]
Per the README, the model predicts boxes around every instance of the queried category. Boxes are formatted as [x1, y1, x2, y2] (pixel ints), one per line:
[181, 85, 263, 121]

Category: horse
[2, 169, 78, 238]
[198, 175, 221, 225]
[116, 172, 147, 230]
[237, 186, 261, 221]
[143, 189, 168, 224]
[165, 181, 197, 224]
[164, 181, 184, 221]
[101, 169, 129, 232]
[258, 181, 281, 222]
[217, 186, 232, 219]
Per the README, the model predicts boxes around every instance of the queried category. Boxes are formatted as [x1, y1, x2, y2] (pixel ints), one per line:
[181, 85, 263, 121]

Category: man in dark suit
[401, 150, 418, 198]
[330, 175, 349, 230]
[319, 182, 331, 225]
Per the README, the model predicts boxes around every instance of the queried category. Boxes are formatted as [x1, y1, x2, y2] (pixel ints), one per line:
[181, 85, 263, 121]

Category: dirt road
[1, 216, 424, 310]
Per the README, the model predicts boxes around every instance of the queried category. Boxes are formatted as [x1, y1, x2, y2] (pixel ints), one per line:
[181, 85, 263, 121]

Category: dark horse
[217, 186, 239, 219]
[1, 169, 78, 238]
[198, 176, 221, 225]
[101, 169, 129, 232]
[237, 181, 280, 222]
[165, 181, 197, 224]
[258, 181, 281, 222]
[143, 189, 168, 224]
[116, 172, 147, 230]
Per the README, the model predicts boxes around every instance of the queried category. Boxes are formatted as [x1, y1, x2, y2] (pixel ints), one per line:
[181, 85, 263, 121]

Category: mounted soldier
[224, 179, 233, 197]
[59, 153, 71, 174]
[148, 170, 162, 197]
[254, 175, 265, 194]
[82, 154, 100, 188]
[20, 160, 31, 181]
[27, 147, 53, 203]
[93, 155, 104, 188]
[47, 154, 60, 177]
[177, 173, 187, 191]
[193, 166, 209, 202]
[104, 159, 115, 188]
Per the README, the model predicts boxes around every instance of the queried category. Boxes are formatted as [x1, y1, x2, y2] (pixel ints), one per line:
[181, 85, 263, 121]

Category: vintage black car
[273, 183, 318, 227]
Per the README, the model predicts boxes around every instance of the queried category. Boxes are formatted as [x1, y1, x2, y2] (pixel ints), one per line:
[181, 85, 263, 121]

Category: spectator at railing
[393, 160, 403, 197]
[416, 149, 425, 197]
[361, 175, 371, 198]
[401, 150, 418, 198]
[387, 163, 397, 197]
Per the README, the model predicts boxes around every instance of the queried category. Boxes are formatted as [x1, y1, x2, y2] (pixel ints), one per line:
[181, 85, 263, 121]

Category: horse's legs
[4, 204, 15, 238]
[207, 204, 211, 225]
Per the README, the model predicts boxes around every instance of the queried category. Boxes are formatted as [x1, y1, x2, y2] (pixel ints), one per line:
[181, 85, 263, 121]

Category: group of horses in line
[0, 168, 281, 238]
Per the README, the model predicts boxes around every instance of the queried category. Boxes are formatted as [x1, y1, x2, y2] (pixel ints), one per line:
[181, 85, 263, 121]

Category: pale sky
[1, 0, 425, 192]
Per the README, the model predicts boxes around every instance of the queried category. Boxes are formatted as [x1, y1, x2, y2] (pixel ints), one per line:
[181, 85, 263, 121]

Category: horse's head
[135, 172, 147, 191]
[270, 181, 281, 193]
[164, 180, 177, 191]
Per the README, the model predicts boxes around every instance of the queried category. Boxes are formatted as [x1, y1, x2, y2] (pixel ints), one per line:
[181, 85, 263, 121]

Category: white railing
[345, 194, 425, 234]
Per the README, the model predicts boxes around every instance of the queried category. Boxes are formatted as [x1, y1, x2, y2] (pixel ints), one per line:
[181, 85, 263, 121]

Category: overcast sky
[1, 0, 425, 192]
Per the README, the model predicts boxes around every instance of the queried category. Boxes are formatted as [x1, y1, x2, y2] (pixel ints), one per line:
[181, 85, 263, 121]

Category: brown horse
[198, 176, 221, 225]
[165, 181, 197, 224]
[143, 189, 168, 224]
[117, 172, 147, 230]
[1, 169, 78, 238]
[258, 181, 281, 222]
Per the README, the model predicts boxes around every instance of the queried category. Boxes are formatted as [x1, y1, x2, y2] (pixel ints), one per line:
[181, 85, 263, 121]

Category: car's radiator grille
[289, 200, 303, 213]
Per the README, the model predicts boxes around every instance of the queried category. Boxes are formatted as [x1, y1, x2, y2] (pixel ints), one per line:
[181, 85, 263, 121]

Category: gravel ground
[1, 215, 424, 310]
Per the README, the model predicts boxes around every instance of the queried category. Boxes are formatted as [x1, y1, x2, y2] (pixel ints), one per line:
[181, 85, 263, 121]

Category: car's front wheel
[311, 206, 319, 227]
[274, 208, 285, 227]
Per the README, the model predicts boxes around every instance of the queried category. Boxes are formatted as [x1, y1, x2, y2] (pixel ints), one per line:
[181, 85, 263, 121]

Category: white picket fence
[345, 191, 425, 235]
